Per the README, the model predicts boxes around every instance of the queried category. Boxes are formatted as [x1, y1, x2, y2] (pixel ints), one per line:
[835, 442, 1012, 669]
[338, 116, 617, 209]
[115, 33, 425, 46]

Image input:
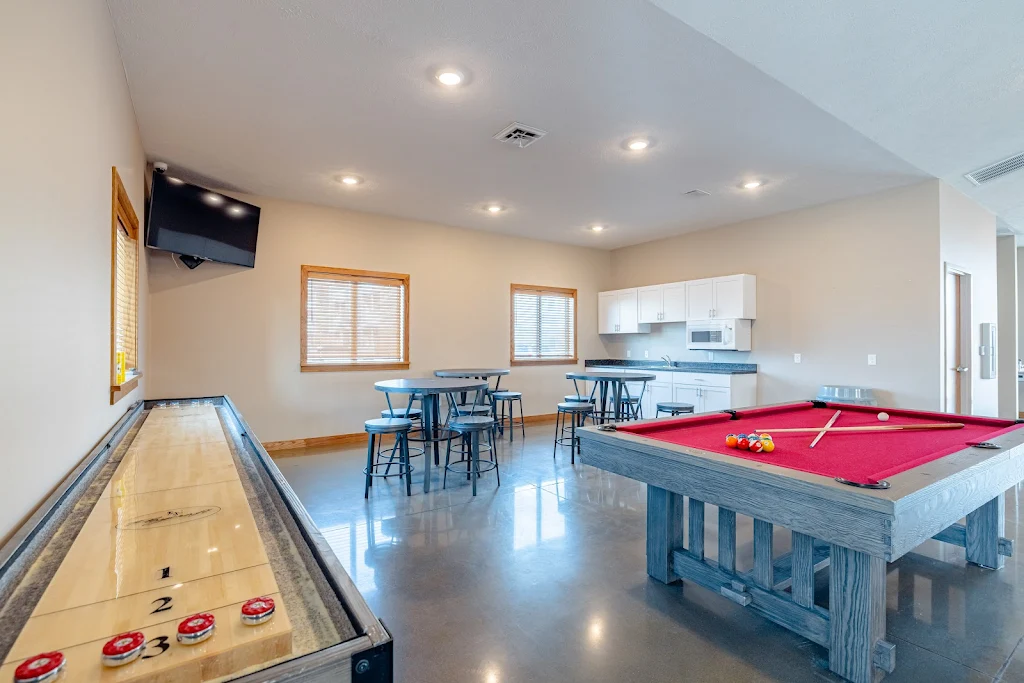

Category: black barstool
[655, 402, 695, 417]
[379, 407, 425, 467]
[444, 416, 499, 495]
[619, 396, 641, 421]
[492, 390, 525, 441]
[554, 402, 594, 463]
[364, 418, 413, 498]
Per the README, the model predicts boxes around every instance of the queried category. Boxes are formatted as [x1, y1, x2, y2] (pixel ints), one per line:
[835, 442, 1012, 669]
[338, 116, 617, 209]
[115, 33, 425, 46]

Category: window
[110, 167, 140, 403]
[510, 284, 577, 366]
[301, 266, 410, 371]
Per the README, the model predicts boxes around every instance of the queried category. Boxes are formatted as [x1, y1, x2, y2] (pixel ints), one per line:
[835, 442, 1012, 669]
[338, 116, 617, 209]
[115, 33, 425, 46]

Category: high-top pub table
[375, 378, 488, 492]
[578, 401, 1024, 683]
[565, 370, 656, 422]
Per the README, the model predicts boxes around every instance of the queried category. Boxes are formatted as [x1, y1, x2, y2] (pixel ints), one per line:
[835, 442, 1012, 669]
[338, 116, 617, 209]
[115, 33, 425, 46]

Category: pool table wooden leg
[829, 544, 888, 683]
[966, 493, 1005, 569]
[647, 486, 685, 584]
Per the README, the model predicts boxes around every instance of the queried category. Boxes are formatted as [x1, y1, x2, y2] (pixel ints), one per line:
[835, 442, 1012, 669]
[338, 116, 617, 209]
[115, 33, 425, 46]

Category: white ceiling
[651, 0, 1024, 237]
[106, 0, 927, 249]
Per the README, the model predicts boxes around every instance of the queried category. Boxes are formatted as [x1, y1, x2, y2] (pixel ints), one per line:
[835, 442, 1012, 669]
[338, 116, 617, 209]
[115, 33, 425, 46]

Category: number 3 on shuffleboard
[142, 636, 170, 659]
[150, 596, 173, 614]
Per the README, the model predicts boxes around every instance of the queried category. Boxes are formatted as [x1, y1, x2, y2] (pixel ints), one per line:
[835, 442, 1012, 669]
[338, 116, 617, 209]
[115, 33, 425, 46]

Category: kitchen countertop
[585, 359, 757, 375]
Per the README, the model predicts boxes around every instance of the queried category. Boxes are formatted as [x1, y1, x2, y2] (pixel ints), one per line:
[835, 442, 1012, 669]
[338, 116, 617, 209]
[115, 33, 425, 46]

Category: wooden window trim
[300, 265, 411, 372]
[110, 167, 141, 404]
[510, 283, 578, 367]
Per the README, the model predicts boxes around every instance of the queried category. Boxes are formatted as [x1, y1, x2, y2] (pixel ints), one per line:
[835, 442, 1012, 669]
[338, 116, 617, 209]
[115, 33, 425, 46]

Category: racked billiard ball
[737, 437, 750, 450]
[725, 434, 738, 448]
[749, 439, 764, 453]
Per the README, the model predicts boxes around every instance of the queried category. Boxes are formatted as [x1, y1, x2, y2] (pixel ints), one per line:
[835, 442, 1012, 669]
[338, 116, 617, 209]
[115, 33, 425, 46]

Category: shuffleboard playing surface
[0, 404, 293, 682]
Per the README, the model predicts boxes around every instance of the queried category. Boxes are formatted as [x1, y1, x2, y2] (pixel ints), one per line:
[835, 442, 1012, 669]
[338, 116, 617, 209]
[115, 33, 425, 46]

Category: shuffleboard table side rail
[0, 400, 144, 579]
[219, 396, 392, 651]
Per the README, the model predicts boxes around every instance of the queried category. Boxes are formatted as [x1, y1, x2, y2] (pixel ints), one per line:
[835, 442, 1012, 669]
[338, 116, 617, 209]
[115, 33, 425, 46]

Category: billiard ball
[759, 433, 772, 442]
[737, 437, 750, 450]
[749, 440, 764, 453]
[762, 439, 775, 453]
[877, 412, 890, 421]
[725, 434, 738, 448]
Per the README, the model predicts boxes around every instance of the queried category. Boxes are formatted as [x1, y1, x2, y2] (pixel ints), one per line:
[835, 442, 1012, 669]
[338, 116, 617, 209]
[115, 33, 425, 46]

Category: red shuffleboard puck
[177, 613, 216, 645]
[101, 631, 146, 667]
[14, 652, 65, 683]
[240, 596, 276, 626]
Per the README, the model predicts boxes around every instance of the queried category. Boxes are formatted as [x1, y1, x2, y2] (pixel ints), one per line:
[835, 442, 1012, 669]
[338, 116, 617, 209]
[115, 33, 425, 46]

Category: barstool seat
[492, 390, 522, 400]
[380, 407, 422, 419]
[445, 416, 499, 495]
[655, 402, 695, 417]
[555, 402, 594, 464]
[363, 418, 413, 498]
[453, 404, 491, 415]
[492, 391, 525, 442]
[564, 394, 589, 402]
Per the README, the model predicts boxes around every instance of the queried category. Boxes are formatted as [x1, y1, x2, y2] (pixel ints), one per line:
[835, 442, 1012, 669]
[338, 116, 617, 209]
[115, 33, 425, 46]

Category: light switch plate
[644, 350, 649, 359]
[708, 351, 715, 361]
[868, 354, 876, 366]
[626, 350, 632, 358]
[794, 353, 802, 364]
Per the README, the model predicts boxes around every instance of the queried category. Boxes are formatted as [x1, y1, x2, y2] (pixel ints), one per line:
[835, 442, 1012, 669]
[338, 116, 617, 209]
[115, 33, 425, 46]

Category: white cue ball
[877, 412, 890, 421]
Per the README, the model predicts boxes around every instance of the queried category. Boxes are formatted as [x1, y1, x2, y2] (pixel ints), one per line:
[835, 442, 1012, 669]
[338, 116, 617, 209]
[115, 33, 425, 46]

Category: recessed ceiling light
[627, 138, 650, 151]
[166, 176, 185, 185]
[339, 175, 362, 186]
[227, 205, 245, 217]
[436, 69, 464, 86]
[590, 224, 606, 232]
[742, 180, 762, 190]
[485, 204, 505, 214]
[203, 192, 224, 205]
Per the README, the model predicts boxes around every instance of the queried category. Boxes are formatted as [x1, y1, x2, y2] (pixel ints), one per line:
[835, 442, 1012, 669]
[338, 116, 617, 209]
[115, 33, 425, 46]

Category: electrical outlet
[644, 350, 649, 359]
[708, 351, 715, 361]
[626, 350, 632, 358]
[794, 353, 802, 364]
[868, 354, 876, 366]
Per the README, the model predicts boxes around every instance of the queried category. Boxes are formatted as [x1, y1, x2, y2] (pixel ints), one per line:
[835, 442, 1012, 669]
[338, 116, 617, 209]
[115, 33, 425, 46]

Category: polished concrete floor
[275, 424, 1024, 682]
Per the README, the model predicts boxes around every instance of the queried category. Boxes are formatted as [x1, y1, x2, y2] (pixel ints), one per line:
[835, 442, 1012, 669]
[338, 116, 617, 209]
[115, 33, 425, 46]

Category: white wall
[605, 183, 944, 408]
[995, 235, 1017, 418]
[938, 183, 998, 416]
[147, 198, 610, 442]
[0, 0, 147, 540]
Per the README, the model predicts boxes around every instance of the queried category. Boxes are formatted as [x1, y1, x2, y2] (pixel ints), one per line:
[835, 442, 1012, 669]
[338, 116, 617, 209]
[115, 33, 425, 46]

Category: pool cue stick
[809, 410, 841, 448]
[752, 423, 965, 434]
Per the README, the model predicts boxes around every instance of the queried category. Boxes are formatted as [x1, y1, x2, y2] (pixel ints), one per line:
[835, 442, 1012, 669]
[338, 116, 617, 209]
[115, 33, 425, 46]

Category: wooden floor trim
[265, 413, 558, 455]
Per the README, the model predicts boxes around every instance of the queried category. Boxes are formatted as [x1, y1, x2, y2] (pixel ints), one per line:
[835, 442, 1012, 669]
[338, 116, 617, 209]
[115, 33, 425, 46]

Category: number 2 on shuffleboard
[150, 596, 173, 614]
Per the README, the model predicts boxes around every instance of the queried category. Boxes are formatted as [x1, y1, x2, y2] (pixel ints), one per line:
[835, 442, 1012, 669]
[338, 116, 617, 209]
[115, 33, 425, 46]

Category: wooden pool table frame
[578, 401, 1024, 683]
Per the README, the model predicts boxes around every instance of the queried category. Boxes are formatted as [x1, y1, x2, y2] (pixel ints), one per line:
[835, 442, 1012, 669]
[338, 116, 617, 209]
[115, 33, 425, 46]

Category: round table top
[434, 368, 510, 378]
[374, 378, 488, 394]
[565, 370, 657, 382]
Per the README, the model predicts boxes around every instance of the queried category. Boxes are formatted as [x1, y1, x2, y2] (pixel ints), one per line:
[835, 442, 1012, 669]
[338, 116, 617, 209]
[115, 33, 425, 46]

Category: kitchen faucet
[661, 355, 672, 366]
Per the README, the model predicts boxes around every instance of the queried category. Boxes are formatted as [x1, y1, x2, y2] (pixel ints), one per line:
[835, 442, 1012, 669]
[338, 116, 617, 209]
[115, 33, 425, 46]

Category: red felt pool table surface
[616, 402, 1024, 485]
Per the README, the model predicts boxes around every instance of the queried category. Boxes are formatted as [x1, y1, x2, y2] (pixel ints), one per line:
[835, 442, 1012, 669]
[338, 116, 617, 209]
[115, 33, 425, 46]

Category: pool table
[577, 401, 1024, 683]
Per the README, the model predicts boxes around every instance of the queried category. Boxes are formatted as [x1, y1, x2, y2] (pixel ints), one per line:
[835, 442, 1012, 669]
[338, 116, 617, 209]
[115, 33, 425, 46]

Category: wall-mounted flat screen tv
[146, 172, 260, 268]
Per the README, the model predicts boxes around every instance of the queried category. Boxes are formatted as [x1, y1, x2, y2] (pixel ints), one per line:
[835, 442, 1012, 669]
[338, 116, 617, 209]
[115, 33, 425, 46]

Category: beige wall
[606, 182, 944, 408]
[0, 0, 147, 540]
[938, 184, 998, 416]
[995, 236, 1017, 418]
[147, 198, 611, 441]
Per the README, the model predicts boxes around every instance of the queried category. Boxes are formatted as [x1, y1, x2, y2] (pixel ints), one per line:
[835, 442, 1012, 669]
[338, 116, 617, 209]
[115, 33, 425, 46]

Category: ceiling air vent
[493, 122, 547, 148]
[965, 152, 1024, 186]
[683, 189, 710, 198]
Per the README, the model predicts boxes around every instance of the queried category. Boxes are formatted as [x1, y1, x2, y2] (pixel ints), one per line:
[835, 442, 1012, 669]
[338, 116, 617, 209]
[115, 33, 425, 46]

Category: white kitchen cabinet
[673, 385, 702, 410]
[686, 274, 756, 320]
[662, 282, 688, 322]
[637, 286, 663, 324]
[598, 289, 648, 334]
[701, 387, 732, 413]
[672, 372, 757, 413]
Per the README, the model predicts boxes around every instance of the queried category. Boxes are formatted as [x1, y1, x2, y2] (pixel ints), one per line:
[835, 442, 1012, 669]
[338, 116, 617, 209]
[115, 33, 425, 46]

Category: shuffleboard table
[0, 397, 392, 683]
[577, 401, 1024, 683]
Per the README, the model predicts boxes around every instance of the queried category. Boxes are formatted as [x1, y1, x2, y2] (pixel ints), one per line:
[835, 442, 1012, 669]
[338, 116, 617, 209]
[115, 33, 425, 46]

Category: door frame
[943, 263, 973, 414]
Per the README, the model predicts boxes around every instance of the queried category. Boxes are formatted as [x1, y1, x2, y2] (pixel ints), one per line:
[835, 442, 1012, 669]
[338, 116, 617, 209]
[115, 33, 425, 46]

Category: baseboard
[265, 413, 558, 455]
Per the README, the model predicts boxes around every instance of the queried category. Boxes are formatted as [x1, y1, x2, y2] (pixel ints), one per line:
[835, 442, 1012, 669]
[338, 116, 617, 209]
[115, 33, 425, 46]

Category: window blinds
[512, 286, 576, 362]
[114, 219, 138, 372]
[304, 269, 408, 367]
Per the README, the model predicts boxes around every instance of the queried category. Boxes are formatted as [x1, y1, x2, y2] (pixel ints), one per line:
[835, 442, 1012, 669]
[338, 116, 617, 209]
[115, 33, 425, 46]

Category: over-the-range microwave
[686, 319, 752, 351]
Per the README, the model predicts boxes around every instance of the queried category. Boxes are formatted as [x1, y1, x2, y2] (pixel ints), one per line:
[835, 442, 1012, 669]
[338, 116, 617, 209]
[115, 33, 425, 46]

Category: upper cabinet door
[617, 290, 640, 333]
[637, 285, 663, 324]
[661, 282, 688, 323]
[686, 279, 714, 320]
[598, 292, 619, 334]
[712, 274, 756, 319]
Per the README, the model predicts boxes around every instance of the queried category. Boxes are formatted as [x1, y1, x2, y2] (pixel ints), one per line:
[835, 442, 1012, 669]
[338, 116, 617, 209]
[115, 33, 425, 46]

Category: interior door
[598, 293, 619, 334]
[712, 276, 744, 319]
[661, 282, 688, 322]
[943, 270, 967, 413]
[637, 286, 663, 324]
[686, 279, 714, 320]
[617, 291, 640, 333]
